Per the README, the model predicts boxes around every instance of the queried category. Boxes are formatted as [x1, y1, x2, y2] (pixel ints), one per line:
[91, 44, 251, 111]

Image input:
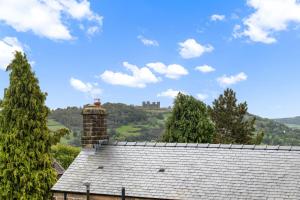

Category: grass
[47, 119, 66, 131]
[285, 123, 300, 130]
[116, 125, 141, 137]
[142, 108, 171, 113]
[47, 119, 78, 145]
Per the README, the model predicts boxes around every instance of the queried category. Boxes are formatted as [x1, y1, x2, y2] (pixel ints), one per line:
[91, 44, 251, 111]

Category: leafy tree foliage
[162, 93, 215, 143]
[51, 144, 80, 169]
[0, 52, 56, 199]
[209, 88, 257, 144]
[103, 103, 148, 126]
[253, 131, 264, 145]
[50, 128, 70, 145]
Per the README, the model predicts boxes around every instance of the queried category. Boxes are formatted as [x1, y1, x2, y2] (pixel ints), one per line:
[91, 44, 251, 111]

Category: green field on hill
[285, 124, 300, 130]
[47, 119, 66, 131]
[115, 125, 141, 140]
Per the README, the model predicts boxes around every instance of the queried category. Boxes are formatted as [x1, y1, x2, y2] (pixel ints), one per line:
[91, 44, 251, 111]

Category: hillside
[49, 103, 169, 145]
[48, 103, 300, 146]
[274, 116, 300, 125]
[47, 119, 66, 131]
[252, 115, 300, 145]
[274, 116, 300, 130]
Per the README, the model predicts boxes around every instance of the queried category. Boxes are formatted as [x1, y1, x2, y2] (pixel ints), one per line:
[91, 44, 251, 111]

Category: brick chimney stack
[82, 99, 108, 148]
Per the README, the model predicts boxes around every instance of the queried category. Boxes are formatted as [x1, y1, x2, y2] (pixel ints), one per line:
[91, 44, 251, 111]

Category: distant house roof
[52, 142, 300, 200]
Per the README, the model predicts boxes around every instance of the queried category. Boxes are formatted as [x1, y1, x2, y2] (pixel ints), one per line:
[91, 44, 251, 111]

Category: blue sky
[0, 0, 300, 118]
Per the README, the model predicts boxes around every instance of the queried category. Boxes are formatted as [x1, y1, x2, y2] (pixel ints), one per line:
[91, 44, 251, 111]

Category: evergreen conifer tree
[162, 93, 215, 143]
[0, 52, 56, 199]
[209, 88, 256, 144]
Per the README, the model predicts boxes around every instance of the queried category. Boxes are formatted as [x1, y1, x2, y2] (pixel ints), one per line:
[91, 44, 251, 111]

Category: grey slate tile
[197, 143, 210, 148]
[176, 143, 187, 147]
[135, 142, 147, 146]
[186, 143, 198, 148]
[145, 142, 156, 147]
[166, 143, 177, 147]
[208, 144, 221, 148]
[52, 143, 300, 200]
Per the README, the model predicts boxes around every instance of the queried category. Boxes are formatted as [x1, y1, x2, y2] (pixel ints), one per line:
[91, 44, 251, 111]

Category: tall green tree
[0, 52, 56, 199]
[162, 93, 215, 143]
[209, 88, 256, 144]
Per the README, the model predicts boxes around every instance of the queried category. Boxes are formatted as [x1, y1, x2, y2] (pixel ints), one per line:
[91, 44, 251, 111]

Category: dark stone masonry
[142, 101, 160, 109]
[81, 101, 108, 148]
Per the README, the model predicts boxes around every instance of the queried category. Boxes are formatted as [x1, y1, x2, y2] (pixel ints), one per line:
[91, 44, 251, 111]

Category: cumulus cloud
[196, 93, 208, 101]
[211, 14, 225, 21]
[0, 37, 24, 70]
[100, 62, 160, 88]
[195, 65, 215, 73]
[0, 0, 103, 40]
[235, 0, 300, 44]
[217, 72, 247, 87]
[146, 62, 188, 79]
[70, 77, 102, 98]
[137, 35, 159, 46]
[157, 89, 185, 98]
[179, 39, 213, 59]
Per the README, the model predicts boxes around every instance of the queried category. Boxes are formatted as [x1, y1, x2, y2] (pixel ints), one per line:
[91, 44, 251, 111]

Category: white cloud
[146, 62, 188, 79]
[87, 26, 99, 36]
[211, 14, 225, 21]
[196, 93, 208, 101]
[70, 77, 102, 98]
[100, 62, 160, 88]
[217, 72, 247, 87]
[0, 37, 24, 70]
[157, 89, 185, 98]
[137, 35, 159, 46]
[0, 0, 103, 40]
[236, 0, 300, 44]
[232, 24, 242, 38]
[195, 65, 215, 73]
[179, 38, 214, 59]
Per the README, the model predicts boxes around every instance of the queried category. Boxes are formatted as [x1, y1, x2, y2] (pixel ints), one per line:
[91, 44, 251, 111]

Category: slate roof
[52, 159, 65, 177]
[52, 142, 300, 200]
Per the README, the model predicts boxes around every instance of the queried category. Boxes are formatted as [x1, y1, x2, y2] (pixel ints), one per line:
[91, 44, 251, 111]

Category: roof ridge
[106, 141, 300, 151]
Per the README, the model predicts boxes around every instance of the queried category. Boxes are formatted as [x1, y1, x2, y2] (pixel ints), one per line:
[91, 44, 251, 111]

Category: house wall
[53, 192, 155, 200]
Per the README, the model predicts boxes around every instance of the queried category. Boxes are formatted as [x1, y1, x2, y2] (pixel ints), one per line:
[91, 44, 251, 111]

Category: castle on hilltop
[142, 101, 160, 109]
